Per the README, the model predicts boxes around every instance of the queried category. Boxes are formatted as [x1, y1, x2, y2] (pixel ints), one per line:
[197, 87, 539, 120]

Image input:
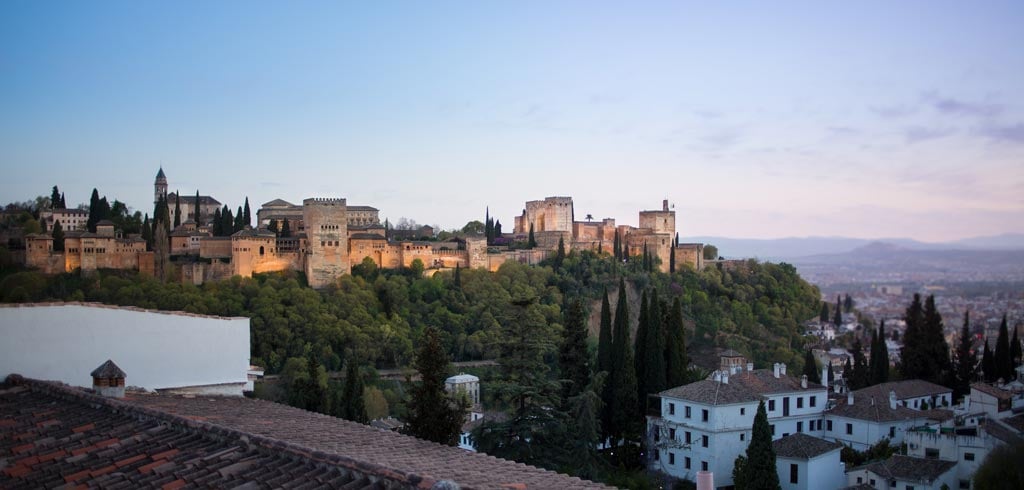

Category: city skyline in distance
[2, 2, 1023, 242]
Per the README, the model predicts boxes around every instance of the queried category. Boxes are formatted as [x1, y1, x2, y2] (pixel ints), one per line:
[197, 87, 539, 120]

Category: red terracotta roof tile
[71, 423, 95, 433]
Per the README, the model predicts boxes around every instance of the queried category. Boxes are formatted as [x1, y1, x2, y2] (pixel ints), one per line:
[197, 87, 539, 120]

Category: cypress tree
[605, 278, 638, 445]
[921, 295, 951, 386]
[871, 321, 889, 385]
[50, 186, 61, 208]
[735, 401, 781, 490]
[243, 197, 251, 227]
[87, 188, 101, 232]
[554, 236, 566, 269]
[597, 288, 613, 376]
[485, 207, 493, 245]
[844, 293, 854, 312]
[851, 338, 869, 390]
[833, 295, 842, 325]
[982, 340, 995, 383]
[559, 299, 591, 403]
[634, 290, 650, 409]
[195, 190, 203, 225]
[220, 206, 234, 236]
[405, 327, 467, 445]
[953, 311, 978, 399]
[613, 231, 620, 260]
[803, 350, 820, 384]
[1011, 326, 1022, 379]
[820, 302, 829, 323]
[235, 205, 244, 232]
[453, 264, 462, 290]
[527, 223, 536, 248]
[827, 363, 835, 390]
[342, 362, 368, 424]
[665, 297, 688, 387]
[268, 218, 278, 234]
[644, 289, 667, 398]
[59, 192, 66, 209]
[901, 293, 926, 380]
[173, 192, 181, 228]
[493, 220, 502, 238]
[995, 314, 1011, 382]
[843, 357, 853, 387]
[281, 218, 291, 238]
[51, 220, 64, 252]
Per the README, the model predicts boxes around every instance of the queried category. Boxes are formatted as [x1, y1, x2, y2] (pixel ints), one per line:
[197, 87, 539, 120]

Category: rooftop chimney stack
[847, 391, 854, 406]
[91, 359, 126, 399]
[889, 390, 897, 410]
[773, 363, 781, 378]
[747, 362, 754, 372]
[780, 363, 787, 376]
[663, 199, 669, 211]
[822, 366, 829, 388]
[801, 375, 808, 389]
[696, 471, 714, 490]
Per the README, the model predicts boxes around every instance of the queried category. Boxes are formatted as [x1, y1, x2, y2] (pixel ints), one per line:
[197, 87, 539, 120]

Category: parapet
[303, 198, 347, 206]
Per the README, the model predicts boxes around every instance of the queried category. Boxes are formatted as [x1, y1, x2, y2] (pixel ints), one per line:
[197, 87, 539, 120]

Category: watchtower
[303, 198, 349, 288]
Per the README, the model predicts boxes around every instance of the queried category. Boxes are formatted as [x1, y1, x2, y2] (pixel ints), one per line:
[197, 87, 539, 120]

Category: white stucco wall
[0, 303, 250, 393]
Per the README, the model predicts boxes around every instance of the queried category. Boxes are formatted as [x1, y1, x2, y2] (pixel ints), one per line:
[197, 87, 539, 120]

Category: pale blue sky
[2, 1, 1022, 241]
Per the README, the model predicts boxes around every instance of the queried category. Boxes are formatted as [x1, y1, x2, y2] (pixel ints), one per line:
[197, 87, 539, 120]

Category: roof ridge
[5, 375, 432, 488]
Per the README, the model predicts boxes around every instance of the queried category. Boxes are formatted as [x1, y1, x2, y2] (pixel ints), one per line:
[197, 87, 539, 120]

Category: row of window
[766, 395, 817, 411]
[657, 428, 715, 447]
[321, 241, 340, 247]
[667, 403, 711, 421]
[653, 451, 708, 472]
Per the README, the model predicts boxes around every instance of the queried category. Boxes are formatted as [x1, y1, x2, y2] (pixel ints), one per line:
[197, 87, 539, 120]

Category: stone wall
[514, 196, 574, 234]
[674, 243, 704, 271]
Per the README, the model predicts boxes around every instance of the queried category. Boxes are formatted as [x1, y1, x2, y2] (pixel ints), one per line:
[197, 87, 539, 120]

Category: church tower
[154, 167, 168, 205]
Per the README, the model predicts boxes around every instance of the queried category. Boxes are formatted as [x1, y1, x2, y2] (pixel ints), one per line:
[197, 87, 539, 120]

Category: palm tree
[585, 214, 593, 222]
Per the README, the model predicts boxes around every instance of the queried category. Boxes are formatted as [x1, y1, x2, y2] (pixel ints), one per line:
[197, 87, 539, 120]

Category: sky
[2, 1, 1023, 242]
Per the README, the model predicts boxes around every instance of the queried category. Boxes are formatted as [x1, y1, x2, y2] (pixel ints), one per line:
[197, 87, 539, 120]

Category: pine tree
[643, 289, 667, 400]
[405, 327, 467, 445]
[995, 314, 1011, 382]
[982, 340, 995, 383]
[559, 299, 591, 403]
[597, 288, 613, 376]
[242, 197, 251, 227]
[51, 220, 64, 252]
[634, 290, 650, 410]
[803, 350, 821, 384]
[953, 311, 978, 399]
[604, 278, 638, 446]
[342, 362, 368, 423]
[527, 223, 536, 248]
[820, 302, 829, 323]
[734, 401, 781, 490]
[665, 297, 688, 387]
[173, 192, 181, 228]
[833, 295, 842, 325]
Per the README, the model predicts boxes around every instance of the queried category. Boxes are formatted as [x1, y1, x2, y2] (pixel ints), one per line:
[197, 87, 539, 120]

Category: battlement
[303, 198, 347, 206]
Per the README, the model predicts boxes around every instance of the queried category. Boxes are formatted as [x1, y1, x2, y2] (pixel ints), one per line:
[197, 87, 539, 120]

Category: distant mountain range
[682, 233, 1024, 260]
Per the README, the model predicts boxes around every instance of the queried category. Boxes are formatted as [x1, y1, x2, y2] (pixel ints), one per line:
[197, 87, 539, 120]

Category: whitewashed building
[846, 455, 957, 490]
[968, 382, 1023, 419]
[905, 418, 1023, 490]
[647, 362, 828, 487]
[772, 433, 845, 490]
[824, 390, 938, 450]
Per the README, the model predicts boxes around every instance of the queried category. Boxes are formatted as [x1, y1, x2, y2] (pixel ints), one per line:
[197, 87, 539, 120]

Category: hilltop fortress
[25, 170, 705, 287]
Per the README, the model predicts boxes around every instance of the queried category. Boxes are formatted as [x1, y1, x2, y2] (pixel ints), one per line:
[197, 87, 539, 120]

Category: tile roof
[772, 433, 842, 459]
[659, 379, 761, 405]
[971, 382, 1014, 400]
[827, 395, 928, 423]
[983, 418, 1024, 445]
[261, 199, 296, 208]
[90, 360, 126, 379]
[854, 380, 951, 402]
[858, 455, 956, 483]
[1003, 413, 1024, 433]
[167, 193, 221, 206]
[1, 376, 608, 489]
[729, 370, 826, 395]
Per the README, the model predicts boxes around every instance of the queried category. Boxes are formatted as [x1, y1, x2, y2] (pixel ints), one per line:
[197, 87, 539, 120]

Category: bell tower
[154, 167, 168, 205]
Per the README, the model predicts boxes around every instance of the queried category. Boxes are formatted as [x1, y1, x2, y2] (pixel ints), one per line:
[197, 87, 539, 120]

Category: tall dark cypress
[833, 295, 842, 325]
[87, 188, 101, 232]
[605, 278, 637, 445]
[953, 311, 977, 399]
[1011, 326, 1022, 379]
[851, 338, 868, 390]
[643, 289, 667, 398]
[872, 321, 889, 385]
[819, 302, 829, 323]
[633, 290, 650, 409]
[558, 299, 591, 403]
[173, 192, 181, 228]
[405, 327, 466, 445]
[735, 401, 781, 490]
[665, 297, 688, 387]
[995, 314, 1012, 382]
[597, 288, 613, 376]
[242, 197, 251, 228]
[803, 350, 821, 384]
[982, 340, 995, 383]
[901, 293, 926, 380]
[921, 295, 951, 386]
[194, 190, 202, 225]
[527, 223, 536, 248]
[342, 362, 368, 424]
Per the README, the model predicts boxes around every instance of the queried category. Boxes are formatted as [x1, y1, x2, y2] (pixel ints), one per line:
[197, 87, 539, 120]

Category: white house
[824, 389, 937, 450]
[846, 455, 957, 490]
[968, 382, 1023, 419]
[0, 303, 251, 395]
[772, 433, 845, 490]
[853, 380, 953, 410]
[647, 361, 827, 488]
[445, 373, 484, 452]
[905, 418, 1023, 490]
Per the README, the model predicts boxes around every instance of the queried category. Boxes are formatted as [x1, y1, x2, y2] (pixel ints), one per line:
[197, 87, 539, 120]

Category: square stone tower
[303, 198, 349, 288]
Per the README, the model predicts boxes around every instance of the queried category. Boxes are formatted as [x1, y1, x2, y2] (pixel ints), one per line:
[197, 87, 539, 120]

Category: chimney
[696, 471, 714, 490]
[747, 362, 754, 372]
[91, 359, 126, 399]
[663, 199, 669, 212]
[773, 363, 781, 379]
[822, 366, 829, 388]
[722, 372, 729, 384]
[780, 363, 787, 376]
[889, 390, 897, 410]
[847, 392, 854, 406]
[871, 397, 875, 407]
[801, 375, 808, 389]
